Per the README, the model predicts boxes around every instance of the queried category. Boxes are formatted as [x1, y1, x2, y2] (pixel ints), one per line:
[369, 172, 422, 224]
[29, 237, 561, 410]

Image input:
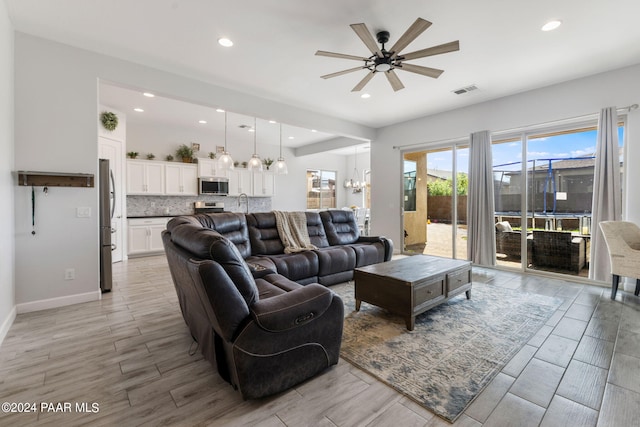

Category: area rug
[332, 281, 563, 422]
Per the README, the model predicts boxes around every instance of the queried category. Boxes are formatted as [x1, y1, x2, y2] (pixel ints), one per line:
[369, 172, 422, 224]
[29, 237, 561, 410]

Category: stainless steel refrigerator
[99, 158, 114, 292]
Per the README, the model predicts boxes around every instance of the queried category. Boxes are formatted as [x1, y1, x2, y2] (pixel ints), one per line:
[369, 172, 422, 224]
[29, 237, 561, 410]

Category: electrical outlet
[76, 207, 91, 218]
[64, 268, 75, 280]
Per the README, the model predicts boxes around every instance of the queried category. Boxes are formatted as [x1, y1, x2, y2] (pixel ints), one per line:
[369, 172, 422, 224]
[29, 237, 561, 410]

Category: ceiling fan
[315, 18, 459, 92]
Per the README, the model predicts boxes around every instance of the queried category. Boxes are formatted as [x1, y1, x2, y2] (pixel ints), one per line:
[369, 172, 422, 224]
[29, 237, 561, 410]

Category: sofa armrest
[357, 236, 394, 262]
[250, 283, 334, 332]
[357, 236, 382, 243]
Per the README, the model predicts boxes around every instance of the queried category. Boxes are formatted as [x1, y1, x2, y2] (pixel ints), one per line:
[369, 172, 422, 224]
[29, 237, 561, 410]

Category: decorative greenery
[241, 161, 248, 168]
[263, 158, 274, 170]
[208, 152, 216, 159]
[165, 154, 174, 161]
[127, 151, 139, 159]
[233, 161, 240, 167]
[100, 111, 119, 131]
[146, 153, 155, 160]
[176, 144, 195, 162]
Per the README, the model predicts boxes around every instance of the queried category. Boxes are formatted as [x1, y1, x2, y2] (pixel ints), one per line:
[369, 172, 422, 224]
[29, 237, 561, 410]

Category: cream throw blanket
[274, 211, 317, 253]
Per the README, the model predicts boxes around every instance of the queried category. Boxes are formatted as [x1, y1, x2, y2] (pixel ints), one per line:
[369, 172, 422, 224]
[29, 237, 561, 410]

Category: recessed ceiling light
[288, 136, 295, 140]
[218, 38, 233, 47]
[311, 129, 317, 132]
[541, 20, 562, 31]
[361, 93, 371, 99]
[269, 120, 277, 124]
[248, 128, 255, 132]
[216, 108, 225, 113]
[198, 120, 207, 124]
[133, 108, 144, 112]
[143, 92, 155, 98]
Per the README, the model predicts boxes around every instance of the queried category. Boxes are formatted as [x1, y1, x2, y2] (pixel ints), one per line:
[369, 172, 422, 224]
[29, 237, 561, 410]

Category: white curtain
[467, 130, 496, 265]
[590, 107, 622, 281]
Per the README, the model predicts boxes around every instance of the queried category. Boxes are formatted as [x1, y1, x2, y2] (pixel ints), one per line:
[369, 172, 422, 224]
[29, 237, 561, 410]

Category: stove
[194, 201, 225, 214]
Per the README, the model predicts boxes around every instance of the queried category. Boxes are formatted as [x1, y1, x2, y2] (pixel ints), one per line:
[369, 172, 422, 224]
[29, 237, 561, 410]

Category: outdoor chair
[531, 230, 585, 273]
[495, 221, 532, 263]
[599, 221, 640, 300]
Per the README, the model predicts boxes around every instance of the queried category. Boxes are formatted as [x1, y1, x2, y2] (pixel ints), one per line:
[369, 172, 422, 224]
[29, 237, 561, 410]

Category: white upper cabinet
[126, 160, 165, 195]
[253, 171, 276, 196]
[197, 158, 218, 177]
[165, 163, 198, 195]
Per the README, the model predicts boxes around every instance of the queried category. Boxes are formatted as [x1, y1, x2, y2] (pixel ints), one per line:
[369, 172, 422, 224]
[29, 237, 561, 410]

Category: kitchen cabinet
[225, 169, 253, 196]
[128, 217, 170, 256]
[165, 163, 198, 195]
[252, 171, 276, 196]
[126, 160, 165, 194]
[197, 158, 219, 177]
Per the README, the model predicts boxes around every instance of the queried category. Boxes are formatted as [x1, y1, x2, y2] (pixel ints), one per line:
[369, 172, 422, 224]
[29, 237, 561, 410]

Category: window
[492, 122, 625, 276]
[306, 169, 336, 209]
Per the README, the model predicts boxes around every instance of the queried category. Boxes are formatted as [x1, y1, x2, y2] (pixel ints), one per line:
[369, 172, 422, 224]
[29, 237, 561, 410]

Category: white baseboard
[16, 291, 100, 314]
[0, 305, 17, 346]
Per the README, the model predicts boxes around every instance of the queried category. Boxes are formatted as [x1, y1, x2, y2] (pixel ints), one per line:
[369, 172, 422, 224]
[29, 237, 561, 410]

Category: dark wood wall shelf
[17, 171, 95, 188]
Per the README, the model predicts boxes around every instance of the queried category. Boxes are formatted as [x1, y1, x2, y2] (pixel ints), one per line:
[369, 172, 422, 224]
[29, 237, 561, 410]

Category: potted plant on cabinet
[176, 144, 194, 163]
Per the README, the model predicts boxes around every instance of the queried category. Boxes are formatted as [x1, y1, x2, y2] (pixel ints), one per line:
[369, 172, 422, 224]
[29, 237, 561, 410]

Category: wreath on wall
[100, 111, 119, 131]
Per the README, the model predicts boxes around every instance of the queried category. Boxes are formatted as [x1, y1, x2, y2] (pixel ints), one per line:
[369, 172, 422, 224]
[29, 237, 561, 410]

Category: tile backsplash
[127, 195, 272, 217]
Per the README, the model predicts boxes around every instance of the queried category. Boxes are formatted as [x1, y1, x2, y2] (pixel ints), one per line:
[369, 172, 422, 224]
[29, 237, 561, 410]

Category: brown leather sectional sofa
[162, 209, 393, 399]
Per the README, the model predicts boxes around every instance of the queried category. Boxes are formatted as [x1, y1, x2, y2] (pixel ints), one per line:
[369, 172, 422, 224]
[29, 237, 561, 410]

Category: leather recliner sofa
[162, 221, 344, 399]
[162, 209, 392, 398]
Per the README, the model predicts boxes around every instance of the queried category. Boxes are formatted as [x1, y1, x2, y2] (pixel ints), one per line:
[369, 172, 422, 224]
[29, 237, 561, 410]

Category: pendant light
[274, 123, 288, 175]
[217, 111, 234, 170]
[344, 146, 361, 192]
[247, 117, 263, 172]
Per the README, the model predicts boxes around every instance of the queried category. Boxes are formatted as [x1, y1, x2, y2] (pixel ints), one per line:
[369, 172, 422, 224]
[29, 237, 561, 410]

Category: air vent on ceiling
[452, 84, 478, 95]
[238, 124, 252, 129]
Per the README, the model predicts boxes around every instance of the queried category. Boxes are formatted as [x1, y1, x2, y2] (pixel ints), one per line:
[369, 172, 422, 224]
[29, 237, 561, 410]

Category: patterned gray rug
[332, 281, 563, 422]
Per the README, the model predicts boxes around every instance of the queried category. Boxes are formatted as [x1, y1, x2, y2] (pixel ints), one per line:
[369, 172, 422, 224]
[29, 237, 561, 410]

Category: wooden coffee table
[354, 255, 472, 330]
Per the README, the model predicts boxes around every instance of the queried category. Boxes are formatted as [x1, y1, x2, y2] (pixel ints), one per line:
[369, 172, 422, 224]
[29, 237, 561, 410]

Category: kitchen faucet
[238, 193, 249, 214]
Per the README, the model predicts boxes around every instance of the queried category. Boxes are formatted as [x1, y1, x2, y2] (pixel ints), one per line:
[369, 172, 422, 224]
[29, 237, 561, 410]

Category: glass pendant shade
[247, 154, 263, 171]
[274, 157, 288, 175]
[217, 112, 234, 170]
[247, 118, 263, 172]
[275, 124, 288, 175]
[217, 151, 234, 170]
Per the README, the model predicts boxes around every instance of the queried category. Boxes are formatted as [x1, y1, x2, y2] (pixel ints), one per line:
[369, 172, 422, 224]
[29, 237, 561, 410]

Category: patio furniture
[495, 221, 532, 262]
[531, 230, 585, 273]
[599, 221, 640, 300]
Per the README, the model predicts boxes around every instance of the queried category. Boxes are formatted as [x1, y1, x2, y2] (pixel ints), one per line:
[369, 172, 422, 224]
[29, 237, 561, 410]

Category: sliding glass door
[402, 143, 468, 260]
[493, 122, 624, 276]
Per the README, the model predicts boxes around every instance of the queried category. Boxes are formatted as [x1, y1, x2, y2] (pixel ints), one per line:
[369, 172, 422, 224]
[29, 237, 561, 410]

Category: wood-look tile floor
[1, 255, 639, 426]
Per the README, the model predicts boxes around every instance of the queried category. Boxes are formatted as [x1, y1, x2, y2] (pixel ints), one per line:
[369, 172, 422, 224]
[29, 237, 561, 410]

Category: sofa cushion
[259, 251, 319, 284]
[315, 246, 356, 276]
[350, 242, 386, 267]
[247, 212, 286, 255]
[319, 209, 359, 245]
[306, 212, 331, 248]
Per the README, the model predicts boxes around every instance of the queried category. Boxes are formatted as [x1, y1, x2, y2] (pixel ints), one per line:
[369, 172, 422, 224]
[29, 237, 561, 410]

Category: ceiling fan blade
[401, 40, 460, 61]
[385, 70, 405, 91]
[315, 50, 368, 61]
[351, 71, 376, 92]
[321, 66, 367, 79]
[396, 63, 444, 78]
[350, 23, 383, 58]
[389, 18, 432, 59]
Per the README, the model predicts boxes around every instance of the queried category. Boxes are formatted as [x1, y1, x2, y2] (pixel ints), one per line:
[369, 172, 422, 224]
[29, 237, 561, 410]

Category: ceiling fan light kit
[316, 17, 460, 92]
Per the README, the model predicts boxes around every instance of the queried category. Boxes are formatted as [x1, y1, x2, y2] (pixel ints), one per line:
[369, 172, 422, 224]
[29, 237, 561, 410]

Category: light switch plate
[76, 207, 91, 218]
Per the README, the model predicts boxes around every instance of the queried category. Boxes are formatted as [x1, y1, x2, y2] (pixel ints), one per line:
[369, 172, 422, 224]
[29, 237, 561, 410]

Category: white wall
[371, 64, 640, 251]
[13, 33, 371, 309]
[0, 0, 15, 340]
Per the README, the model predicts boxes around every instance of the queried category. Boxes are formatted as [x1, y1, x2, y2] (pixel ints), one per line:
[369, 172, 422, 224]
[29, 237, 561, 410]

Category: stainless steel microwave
[199, 177, 229, 195]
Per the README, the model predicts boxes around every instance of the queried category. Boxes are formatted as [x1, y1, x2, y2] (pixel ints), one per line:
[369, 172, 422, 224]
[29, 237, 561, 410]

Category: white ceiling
[6, 0, 640, 154]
